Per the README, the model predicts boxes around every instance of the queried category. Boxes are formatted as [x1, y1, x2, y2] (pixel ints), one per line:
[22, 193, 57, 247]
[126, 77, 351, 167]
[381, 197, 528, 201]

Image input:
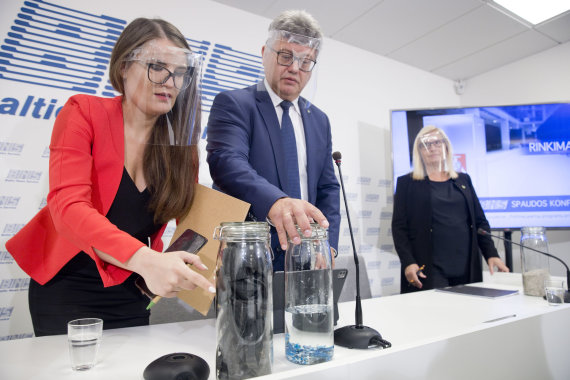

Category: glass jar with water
[520, 226, 550, 296]
[214, 222, 273, 380]
[284, 223, 333, 365]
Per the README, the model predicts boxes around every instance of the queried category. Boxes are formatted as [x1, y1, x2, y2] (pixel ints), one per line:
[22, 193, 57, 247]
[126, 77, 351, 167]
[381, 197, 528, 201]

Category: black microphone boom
[478, 228, 570, 303]
[332, 151, 391, 349]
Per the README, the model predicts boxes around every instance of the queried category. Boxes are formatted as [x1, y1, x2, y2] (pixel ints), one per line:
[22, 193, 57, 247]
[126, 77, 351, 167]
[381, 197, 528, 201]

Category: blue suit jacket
[206, 82, 340, 270]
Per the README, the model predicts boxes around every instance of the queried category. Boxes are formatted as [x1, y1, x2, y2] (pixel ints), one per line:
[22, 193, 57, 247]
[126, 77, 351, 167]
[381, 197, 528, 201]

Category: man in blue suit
[206, 10, 340, 271]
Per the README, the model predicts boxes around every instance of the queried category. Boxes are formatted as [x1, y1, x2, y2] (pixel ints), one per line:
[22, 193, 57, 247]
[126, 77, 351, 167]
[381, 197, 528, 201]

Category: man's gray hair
[269, 10, 322, 40]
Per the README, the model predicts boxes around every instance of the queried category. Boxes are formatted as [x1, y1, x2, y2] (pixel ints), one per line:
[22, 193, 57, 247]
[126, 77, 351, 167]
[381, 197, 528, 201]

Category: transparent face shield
[418, 131, 448, 175]
[262, 29, 321, 108]
[123, 40, 204, 146]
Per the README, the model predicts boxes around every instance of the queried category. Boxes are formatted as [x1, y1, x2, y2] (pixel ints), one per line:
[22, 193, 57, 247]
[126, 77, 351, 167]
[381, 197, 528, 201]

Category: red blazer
[7, 95, 166, 287]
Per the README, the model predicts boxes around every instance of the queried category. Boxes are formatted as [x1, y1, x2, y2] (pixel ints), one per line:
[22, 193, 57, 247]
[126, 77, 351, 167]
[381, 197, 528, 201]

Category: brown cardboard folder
[171, 184, 250, 315]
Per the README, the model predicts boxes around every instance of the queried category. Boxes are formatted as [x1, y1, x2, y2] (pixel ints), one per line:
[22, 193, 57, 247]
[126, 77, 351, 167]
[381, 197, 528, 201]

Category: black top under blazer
[391, 172, 499, 293]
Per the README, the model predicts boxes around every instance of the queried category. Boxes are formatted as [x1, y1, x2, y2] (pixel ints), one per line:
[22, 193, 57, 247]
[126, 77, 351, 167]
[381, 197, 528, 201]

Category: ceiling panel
[388, 5, 528, 71]
[434, 29, 559, 80]
[332, 0, 483, 55]
[536, 11, 570, 43]
[261, 0, 381, 36]
[211, 0, 277, 14]
[210, 0, 566, 80]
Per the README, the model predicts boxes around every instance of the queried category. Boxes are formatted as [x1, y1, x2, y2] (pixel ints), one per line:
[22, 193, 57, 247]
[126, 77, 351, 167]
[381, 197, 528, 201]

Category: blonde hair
[411, 125, 458, 180]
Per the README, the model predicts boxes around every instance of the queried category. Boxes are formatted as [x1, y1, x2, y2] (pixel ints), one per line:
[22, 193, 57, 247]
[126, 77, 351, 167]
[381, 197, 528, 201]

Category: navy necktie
[280, 101, 301, 199]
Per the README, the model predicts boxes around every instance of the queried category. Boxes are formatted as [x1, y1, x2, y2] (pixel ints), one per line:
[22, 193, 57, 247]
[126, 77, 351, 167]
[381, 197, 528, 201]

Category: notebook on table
[272, 268, 348, 334]
[435, 284, 519, 299]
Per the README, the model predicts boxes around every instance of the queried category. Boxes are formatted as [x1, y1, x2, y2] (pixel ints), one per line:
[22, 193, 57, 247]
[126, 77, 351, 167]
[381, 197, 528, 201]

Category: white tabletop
[1, 272, 569, 380]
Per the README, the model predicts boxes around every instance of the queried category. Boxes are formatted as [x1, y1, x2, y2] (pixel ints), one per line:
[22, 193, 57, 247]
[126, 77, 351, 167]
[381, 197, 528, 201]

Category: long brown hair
[109, 18, 199, 223]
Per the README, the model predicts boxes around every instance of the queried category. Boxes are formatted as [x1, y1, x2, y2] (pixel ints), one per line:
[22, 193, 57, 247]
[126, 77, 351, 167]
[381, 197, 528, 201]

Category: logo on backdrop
[0, 251, 15, 264]
[0, 333, 34, 341]
[527, 140, 570, 154]
[0, 307, 14, 321]
[1, 0, 122, 95]
[0, 278, 30, 293]
[365, 194, 380, 202]
[0, 196, 20, 209]
[480, 196, 570, 212]
[2, 224, 25, 237]
[0, 142, 24, 156]
[0, 0, 264, 120]
[5, 170, 42, 183]
[366, 227, 380, 236]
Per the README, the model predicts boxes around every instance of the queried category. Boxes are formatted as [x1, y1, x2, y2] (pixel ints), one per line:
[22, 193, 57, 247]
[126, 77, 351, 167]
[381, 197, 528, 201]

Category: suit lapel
[255, 82, 288, 190]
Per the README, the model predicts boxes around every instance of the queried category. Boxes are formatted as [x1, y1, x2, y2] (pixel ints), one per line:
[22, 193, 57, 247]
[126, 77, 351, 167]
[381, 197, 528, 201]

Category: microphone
[478, 228, 570, 302]
[331, 151, 391, 349]
[332, 151, 342, 164]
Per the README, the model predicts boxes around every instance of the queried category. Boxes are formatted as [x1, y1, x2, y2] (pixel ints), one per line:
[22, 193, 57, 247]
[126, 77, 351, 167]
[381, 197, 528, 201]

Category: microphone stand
[478, 228, 570, 303]
[332, 152, 391, 349]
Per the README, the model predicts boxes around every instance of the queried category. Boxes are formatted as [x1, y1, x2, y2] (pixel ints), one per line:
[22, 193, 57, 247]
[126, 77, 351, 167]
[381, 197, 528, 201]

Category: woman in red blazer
[6, 18, 214, 336]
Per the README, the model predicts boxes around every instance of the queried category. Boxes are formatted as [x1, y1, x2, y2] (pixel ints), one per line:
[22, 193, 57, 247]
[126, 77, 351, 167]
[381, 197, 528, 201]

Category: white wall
[309, 38, 460, 296]
[461, 41, 570, 277]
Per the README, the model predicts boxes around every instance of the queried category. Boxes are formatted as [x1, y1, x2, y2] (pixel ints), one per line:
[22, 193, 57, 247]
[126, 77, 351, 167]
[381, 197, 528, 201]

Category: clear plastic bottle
[214, 222, 273, 380]
[284, 223, 334, 365]
[520, 226, 550, 296]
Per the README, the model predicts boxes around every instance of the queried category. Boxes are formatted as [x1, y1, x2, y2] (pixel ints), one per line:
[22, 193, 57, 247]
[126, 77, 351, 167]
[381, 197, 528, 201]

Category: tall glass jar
[284, 223, 333, 365]
[520, 226, 550, 296]
[214, 222, 273, 380]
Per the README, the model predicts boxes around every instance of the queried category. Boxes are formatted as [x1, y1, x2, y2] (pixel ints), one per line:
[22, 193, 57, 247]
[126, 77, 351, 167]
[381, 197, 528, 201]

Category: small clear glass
[67, 318, 103, 371]
[544, 279, 565, 306]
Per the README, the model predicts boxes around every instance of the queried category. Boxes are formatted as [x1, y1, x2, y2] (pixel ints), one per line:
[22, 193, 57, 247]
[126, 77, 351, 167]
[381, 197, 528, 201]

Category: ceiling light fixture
[491, 0, 570, 25]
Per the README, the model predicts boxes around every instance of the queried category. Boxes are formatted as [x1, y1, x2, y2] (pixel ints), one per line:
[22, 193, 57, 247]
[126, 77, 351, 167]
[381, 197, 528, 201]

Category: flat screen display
[391, 102, 570, 229]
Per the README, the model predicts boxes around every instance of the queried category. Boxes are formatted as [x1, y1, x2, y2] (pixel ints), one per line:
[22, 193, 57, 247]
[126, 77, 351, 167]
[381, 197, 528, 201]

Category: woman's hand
[97, 246, 216, 297]
[405, 263, 426, 289]
[487, 257, 510, 275]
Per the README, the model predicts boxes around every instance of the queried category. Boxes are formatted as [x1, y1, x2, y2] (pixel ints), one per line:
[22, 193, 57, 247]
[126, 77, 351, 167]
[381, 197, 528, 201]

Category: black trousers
[29, 253, 149, 336]
[430, 265, 471, 289]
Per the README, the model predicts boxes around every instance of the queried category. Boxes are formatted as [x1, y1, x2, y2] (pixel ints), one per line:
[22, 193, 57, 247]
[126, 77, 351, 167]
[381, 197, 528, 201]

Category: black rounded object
[143, 352, 210, 380]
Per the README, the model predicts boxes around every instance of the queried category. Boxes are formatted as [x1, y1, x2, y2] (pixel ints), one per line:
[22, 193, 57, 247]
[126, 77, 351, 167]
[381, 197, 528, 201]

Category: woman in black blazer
[392, 126, 509, 293]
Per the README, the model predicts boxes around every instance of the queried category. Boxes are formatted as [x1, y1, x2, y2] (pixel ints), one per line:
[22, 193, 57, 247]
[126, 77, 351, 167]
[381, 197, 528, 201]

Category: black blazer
[391, 172, 499, 293]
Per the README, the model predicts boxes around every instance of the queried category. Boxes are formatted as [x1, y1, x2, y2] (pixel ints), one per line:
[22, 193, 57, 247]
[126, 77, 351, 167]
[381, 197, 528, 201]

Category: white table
[1, 272, 569, 380]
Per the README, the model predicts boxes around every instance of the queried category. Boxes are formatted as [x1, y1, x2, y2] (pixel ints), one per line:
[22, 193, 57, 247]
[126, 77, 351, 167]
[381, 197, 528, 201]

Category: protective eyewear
[420, 139, 443, 150]
[135, 61, 194, 90]
[266, 46, 316, 72]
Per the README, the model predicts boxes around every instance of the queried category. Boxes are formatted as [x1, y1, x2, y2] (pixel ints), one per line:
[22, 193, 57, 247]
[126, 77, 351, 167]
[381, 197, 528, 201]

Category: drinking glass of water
[67, 318, 103, 371]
